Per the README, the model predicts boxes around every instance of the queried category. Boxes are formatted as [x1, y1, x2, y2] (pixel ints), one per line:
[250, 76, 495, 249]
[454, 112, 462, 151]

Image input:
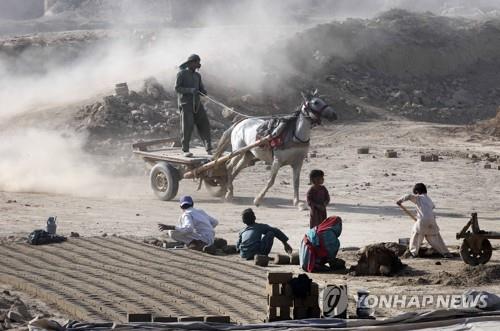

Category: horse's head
[301, 89, 337, 124]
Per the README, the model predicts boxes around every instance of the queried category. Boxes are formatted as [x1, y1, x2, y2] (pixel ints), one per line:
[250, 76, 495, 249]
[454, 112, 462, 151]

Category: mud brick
[153, 316, 178, 322]
[178, 316, 204, 322]
[310, 282, 319, 296]
[127, 313, 152, 322]
[357, 147, 369, 154]
[292, 307, 309, 319]
[268, 294, 293, 307]
[385, 150, 398, 158]
[268, 307, 277, 321]
[266, 283, 282, 296]
[267, 272, 292, 284]
[421, 154, 439, 162]
[309, 306, 321, 318]
[293, 295, 318, 308]
[267, 307, 291, 322]
[204, 315, 231, 323]
[284, 284, 293, 298]
[278, 306, 291, 320]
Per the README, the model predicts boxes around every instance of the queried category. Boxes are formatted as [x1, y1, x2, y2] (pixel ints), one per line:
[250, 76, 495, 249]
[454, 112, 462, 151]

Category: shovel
[397, 203, 417, 222]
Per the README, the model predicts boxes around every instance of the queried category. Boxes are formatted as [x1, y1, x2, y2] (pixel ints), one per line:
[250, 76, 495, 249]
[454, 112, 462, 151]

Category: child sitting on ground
[306, 169, 330, 228]
[236, 208, 293, 260]
[397, 183, 452, 258]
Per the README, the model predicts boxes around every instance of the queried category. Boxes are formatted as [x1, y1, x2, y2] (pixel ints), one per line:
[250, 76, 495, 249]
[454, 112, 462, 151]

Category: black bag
[28, 229, 66, 245]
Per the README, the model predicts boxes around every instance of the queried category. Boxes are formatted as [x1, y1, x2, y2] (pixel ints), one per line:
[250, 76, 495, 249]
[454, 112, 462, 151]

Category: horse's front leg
[292, 160, 304, 206]
[254, 159, 280, 206]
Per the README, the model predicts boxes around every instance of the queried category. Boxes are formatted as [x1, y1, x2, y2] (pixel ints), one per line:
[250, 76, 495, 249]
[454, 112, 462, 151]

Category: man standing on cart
[175, 54, 212, 157]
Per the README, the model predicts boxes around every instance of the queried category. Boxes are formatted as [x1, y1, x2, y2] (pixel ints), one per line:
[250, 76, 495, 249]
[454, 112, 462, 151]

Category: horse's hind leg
[231, 152, 253, 179]
[225, 154, 242, 201]
[254, 159, 280, 206]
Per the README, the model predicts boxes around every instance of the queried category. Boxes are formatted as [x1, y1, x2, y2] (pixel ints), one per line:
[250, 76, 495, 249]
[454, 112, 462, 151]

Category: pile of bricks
[266, 272, 320, 322]
[127, 313, 230, 323]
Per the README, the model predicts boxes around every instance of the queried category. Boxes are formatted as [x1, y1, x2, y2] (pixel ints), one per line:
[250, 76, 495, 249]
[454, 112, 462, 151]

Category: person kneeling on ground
[158, 195, 218, 254]
[397, 183, 452, 258]
[236, 208, 292, 260]
[300, 216, 343, 272]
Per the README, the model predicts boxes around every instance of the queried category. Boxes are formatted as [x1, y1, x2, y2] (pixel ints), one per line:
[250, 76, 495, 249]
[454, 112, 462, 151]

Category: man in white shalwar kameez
[158, 196, 218, 252]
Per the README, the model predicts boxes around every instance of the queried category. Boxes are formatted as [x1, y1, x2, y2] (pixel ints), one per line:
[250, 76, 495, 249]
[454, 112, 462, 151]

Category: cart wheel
[460, 238, 492, 266]
[150, 162, 179, 201]
[204, 178, 227, 198]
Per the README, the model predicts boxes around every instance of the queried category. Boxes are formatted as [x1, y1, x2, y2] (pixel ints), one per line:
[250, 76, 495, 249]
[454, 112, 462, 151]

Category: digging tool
[397, 203, 417, 222]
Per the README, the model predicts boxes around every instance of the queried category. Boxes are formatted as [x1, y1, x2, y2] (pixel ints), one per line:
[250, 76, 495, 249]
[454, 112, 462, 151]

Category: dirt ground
[1, 119, 500, 321]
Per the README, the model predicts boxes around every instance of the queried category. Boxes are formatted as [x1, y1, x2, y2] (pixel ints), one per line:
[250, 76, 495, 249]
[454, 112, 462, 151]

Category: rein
[291, 106, 312, 144]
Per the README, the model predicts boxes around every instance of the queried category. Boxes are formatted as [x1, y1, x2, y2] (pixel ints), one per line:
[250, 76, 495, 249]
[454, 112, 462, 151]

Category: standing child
[306, 170, 330, 228]
[397, 183, 452, 258]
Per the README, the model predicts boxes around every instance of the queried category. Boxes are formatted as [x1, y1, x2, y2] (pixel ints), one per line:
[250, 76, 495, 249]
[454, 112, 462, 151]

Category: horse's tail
[213, 119, 244, 159]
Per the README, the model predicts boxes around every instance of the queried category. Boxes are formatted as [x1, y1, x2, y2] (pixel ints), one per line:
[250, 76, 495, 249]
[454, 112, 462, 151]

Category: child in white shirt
[397, 183, 451, 258]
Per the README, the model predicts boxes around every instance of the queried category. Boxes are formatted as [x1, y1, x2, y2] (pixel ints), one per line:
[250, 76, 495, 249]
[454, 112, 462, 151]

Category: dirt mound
[430, 264, 500, 286]
[350, 243, 405, 276]
[274, 10, 500, 124]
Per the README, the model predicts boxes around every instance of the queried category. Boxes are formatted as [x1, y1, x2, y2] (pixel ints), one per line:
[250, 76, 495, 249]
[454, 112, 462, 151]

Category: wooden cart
[456, 213, 498, 266]
[132, 136, 269, 201]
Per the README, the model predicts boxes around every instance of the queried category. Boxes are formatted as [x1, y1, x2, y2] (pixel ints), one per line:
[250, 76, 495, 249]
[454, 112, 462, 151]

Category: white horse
[214, 91, 337, 206]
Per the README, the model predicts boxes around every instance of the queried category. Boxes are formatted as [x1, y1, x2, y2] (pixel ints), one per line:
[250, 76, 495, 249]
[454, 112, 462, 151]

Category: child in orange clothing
[306, 169, 330, 228]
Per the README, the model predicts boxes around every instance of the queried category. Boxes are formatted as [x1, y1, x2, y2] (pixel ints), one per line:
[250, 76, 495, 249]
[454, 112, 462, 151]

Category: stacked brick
[127, 313, 230, 323]
[266, 272, 320, 322]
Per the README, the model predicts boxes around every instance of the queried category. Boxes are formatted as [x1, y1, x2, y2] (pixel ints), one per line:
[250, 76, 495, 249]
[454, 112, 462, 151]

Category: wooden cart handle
[398, 204, 417, 222]
[183, 136, 271, 179]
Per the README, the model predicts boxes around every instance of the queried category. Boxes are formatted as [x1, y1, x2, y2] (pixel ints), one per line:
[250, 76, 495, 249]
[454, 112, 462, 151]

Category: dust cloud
[0, 2, 303, 196]
[0, 129, 109, 196]
[1, 0, 499, 196]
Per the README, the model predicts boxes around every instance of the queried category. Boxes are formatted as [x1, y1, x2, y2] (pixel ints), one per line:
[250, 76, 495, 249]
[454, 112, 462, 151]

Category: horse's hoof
[293, 198, 299, 206]
[253, 197, 261, 207]
[225, 192, 234, 201]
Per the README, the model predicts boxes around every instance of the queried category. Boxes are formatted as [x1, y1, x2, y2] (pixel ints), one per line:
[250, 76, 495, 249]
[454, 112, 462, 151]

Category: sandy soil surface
[1, 120, 500, 321]
[1, 120, 499, 245]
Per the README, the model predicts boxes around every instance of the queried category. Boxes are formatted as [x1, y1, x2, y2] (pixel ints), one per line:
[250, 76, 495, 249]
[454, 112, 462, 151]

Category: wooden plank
[133, 148, 211, 166]
[132, 137, 179, 151]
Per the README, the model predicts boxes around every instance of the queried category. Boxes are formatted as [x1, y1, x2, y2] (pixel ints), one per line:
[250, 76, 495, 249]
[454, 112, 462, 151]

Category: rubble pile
[0, 291, 36, 329]
[75, 77, 228, 153]
[275, 10, 500, 124]
[76, 78, 178, 138]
